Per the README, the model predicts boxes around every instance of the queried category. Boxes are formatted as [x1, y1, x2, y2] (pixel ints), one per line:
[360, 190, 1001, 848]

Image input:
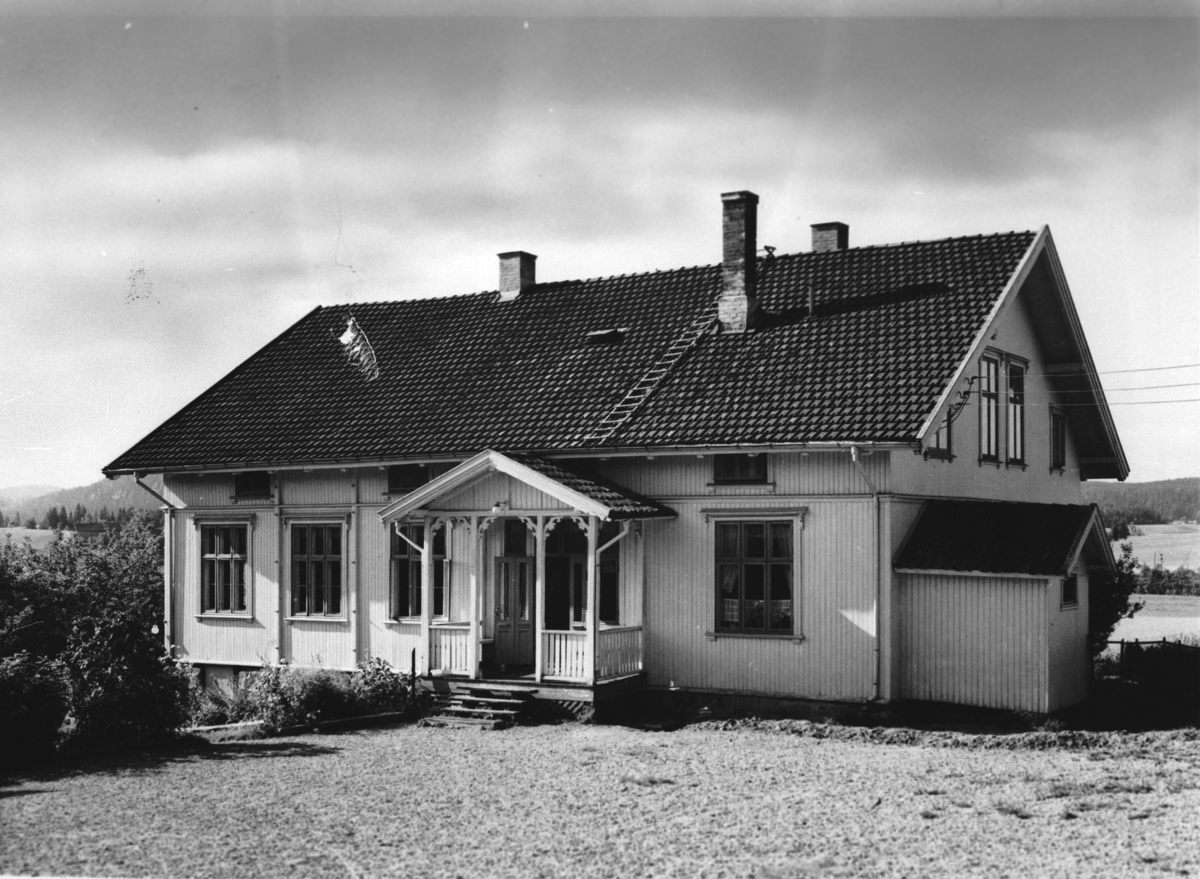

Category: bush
[1089, 541, 1143, 660]
[244, 665, 355, 732]
[350, 657, 417, 715]
[0, 652, 69, 757]
[0, 515, 193, 749]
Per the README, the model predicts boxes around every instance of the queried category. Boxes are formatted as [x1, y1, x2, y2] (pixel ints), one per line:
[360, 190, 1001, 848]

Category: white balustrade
[541, 631, 588, 681]
[428, 624, 471, 675]
[596, 626, 643, 680]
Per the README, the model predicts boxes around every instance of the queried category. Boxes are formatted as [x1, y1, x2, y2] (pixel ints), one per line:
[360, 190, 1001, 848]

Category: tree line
[1082, 477, 1200, 533]
[0, 504, 149, 532]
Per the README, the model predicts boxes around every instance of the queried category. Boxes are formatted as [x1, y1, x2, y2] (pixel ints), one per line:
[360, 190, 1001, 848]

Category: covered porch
[379, 450, 674, 688]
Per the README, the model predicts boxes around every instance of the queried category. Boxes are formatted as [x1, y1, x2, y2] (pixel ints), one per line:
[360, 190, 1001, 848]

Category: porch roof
[378, 449, 675, 523]
[894, 500, 1114, 577]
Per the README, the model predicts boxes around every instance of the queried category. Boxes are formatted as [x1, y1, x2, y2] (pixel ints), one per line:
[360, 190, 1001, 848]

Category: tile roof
[894, 500, 1103, 577]
[104, 231, 1037, 473]
[504, 454, 675, 520]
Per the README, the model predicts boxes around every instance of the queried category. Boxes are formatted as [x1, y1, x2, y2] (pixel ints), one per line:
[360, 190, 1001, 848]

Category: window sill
[706, 631, 805, 643]
[196, 613, 254, 621]
[1006, 460, 1028, 471]
[923, 450, 954, 462]
[707, 482, 775, 495]
[229, 496, 274, 505]
[286, 616, 350, 625]
[1049, 466, 1066, 476]
[1060, 602, 1079, 611]
[384, 618, 421, 627]
[978, 457, 1001, 469]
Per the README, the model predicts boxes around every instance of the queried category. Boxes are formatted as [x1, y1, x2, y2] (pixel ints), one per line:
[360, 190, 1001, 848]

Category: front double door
[494, 557, 533, 667]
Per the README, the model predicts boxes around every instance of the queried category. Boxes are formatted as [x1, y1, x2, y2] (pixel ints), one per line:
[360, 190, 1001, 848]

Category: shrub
[243, 665, 355, 732]
[1089, 541, 1143, 660]
[0, 652, 69, 757]
[350, 657, 417, 715]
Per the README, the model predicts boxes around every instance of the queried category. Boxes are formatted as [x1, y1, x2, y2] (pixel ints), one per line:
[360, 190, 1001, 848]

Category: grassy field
[3, 723, 1199, 878]
[0, 526, 59, 550]
[1125, 523, 1200, 571]
[1112, 594, 1200, 644]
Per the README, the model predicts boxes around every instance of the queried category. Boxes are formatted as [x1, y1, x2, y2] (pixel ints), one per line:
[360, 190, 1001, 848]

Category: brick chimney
[811, 222, 849, 253]
[498, 251, 537, 302]
[717, 190, 759, 333]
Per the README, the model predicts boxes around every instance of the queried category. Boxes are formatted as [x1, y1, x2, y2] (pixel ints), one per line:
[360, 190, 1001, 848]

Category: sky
[1, 3, 1197, 489]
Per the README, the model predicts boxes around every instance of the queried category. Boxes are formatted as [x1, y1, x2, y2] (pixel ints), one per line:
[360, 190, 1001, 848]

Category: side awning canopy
[894, 499, 1115, 577]
[379, 449, 676, 524]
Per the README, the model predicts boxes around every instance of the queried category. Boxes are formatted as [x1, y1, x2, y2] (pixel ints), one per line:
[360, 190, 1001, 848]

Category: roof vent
[811, 222, 849, 253]
[498, 251, 536, 302]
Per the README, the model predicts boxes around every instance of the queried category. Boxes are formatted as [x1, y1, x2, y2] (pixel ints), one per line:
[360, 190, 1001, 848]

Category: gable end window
[713, 454, 767, 485]
[1050, 409, 1067, 471]
[715, 521, 793, 634]
[200, 524, 249, 614]
[1006, 361, 1026, 465]
[979, 356, 1000, 462]
[927, 415, 952, 458]
[290, 523, 344, 617]
[234, 471, 271, 499]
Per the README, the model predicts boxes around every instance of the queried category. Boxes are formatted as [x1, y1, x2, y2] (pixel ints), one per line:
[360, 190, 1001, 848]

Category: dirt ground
[2, 721, 1199, 878]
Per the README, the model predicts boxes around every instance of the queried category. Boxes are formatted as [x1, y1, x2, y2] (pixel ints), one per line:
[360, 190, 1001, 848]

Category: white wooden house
[104, 190, 1127, 715]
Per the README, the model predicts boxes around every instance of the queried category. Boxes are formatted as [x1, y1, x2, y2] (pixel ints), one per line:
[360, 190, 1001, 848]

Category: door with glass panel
[494, 557, 533, 667]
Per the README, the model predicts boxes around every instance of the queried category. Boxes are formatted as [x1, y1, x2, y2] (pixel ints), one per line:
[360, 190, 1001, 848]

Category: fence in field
[1105, 638, 1200, 698]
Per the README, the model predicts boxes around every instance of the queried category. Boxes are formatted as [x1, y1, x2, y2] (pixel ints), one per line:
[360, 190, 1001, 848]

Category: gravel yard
[3, 721, 1200, 878]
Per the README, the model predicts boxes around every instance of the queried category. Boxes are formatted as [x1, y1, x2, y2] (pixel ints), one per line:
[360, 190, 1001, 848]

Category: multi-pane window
[389, 524, 447, 619]
[979, 356, 1000, 461]
[201, 524, 248, 614]
[1050, 409, 1067, 470]
[929, 415, 951, 456]
[715, 521, 793, 634]
[713, 454, 767, 484]
[1007, 362, 1026, 464]
[291, 524, 343, 617]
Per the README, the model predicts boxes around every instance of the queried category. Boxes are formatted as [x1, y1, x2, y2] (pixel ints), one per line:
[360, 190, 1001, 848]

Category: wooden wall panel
[643, 499, 877, 702]
[891, 292, 1084, 504]
[281, 470, 356, 506]
[284, 621, 357, 670]
[898, 573, 1048, 712]
[176, 510, 279, 667]
[1046, 569, 1090, 711]
[433, 474, 573, 513]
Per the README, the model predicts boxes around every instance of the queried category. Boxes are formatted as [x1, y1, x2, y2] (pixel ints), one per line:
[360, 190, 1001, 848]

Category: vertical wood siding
[282, 470, 356, 506]
[1046, 569, 1090, 711]
[898, 573, 1048, 712]
[430, 473, 572, 513]
[644, 499, 877, 701]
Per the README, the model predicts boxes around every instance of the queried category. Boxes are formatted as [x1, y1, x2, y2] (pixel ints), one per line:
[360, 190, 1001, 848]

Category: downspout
[850, 447, 882, 702]
[132, 475, 179, 654]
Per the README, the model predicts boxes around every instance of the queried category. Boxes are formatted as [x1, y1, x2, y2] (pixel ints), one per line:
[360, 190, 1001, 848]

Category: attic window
[713, 454, 767, 485]
[387, 463, 447, 495]
[586, 328, 627, 346]
[234, 471, 272, 499]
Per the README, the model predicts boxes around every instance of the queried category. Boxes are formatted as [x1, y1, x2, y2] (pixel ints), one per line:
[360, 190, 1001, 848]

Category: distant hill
[1082, 477, 1200, 526]
[0, 484, 63, 504]
[0, 475, 164, 527]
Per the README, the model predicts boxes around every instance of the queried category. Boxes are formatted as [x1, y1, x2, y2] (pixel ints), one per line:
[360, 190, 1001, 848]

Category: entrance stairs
[422, 683, 538, 730]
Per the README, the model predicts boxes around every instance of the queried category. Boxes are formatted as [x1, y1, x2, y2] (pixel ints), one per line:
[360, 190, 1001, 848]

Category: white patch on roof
[339, 316, 380, 382]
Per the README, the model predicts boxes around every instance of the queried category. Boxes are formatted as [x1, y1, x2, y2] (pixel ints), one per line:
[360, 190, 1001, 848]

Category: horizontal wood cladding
[898, 573, 1048, 713]
[643, 499, 877, 701]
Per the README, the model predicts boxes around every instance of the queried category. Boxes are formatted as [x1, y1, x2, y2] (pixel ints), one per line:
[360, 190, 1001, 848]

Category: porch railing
[429, 624, 471, 675]
[542, 630, 587, 680]
[540, 626, 644, 682]
[596, 626, 642, 680]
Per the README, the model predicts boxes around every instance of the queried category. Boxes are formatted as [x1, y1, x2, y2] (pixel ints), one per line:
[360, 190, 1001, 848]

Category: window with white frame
[929, 414, 951, 457]
[1061, 573, 1079, 608]
[389, 523, 448, 620]
[200, 523, 249, 614]
[1007, 361, 1026, 464]
[290, 523, 344, 617]
[1050, 409, 1067, 471]
[979, 355, 1000, 462]
[715, 520, 794, 634]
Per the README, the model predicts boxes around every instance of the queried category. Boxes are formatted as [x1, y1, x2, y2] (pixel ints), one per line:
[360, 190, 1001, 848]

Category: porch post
[469, 516, 481, 679]
[585, 515, 598, 685]
[420, 515, 432, 675]
[534, 515, 546, 683]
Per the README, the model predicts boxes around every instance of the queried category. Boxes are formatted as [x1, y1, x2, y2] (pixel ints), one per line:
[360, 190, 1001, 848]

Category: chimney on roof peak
[498, 251, 536, 302]
[718, 190, 759, 333]
[811, 222, 849, 253]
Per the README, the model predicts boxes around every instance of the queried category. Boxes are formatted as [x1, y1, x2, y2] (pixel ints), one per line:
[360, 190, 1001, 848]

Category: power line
[1104, 382, 1200, 391]
[1028, 362, 1200, 378]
